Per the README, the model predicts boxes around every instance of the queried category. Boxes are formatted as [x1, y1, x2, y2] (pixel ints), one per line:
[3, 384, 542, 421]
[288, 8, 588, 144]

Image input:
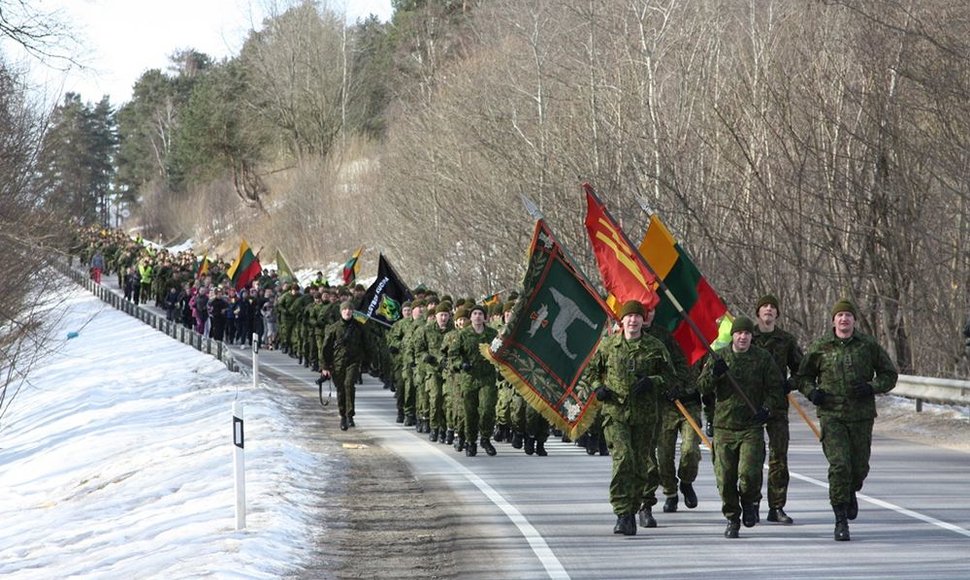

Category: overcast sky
[13, 0, 393, 106]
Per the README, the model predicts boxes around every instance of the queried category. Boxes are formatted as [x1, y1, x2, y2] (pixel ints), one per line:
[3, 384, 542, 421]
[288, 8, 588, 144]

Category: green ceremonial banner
[481, 220, 611, 439]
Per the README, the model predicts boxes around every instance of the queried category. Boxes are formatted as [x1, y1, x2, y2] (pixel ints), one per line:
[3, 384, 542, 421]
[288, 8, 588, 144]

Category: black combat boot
[404, 414, 415, 427]
[767, 508, 794, 524]
[834, 504, 850, 541]
[524, 436, 536, 455]
[535, 440, 547, 456]
[429, 428, 439, 442]
[396, 410, 405, 424]
[680, 481, 698, 509]
[663, 496, 678, 513]
[339, 417, 348, 431]
[637, 506, 657, 528]
[481, 438, 497, 456]
[598, 438, 609, 456]
[445, 429, 455, 445]
[456, 437, 466, 452]
[465, 441, 478, 457]
[493, 425, 506, 442]
[742, 503, 759, 528]
[847, 491, 859, 520]
[347, 417, 355, 427]
[724, 519, 740, 539]
[511, 432, 524, 449]
[619, 513, 637, 536]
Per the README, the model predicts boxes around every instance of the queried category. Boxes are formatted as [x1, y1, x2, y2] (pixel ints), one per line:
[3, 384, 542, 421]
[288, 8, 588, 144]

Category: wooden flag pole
[788, 392, 821, 440]
[674, 399, 712, 450]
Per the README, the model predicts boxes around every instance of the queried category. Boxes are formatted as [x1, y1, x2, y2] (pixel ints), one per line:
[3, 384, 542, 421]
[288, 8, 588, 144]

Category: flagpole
[519, 193, 619, 319]
[584, 183, 760, 415]
[353, 310, 394, 328]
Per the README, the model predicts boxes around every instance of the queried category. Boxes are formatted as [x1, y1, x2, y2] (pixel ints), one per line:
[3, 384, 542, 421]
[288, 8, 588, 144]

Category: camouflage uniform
[751, 325, 802, 514]
[412, 316, 454, 438]
[386, 314, 411, 421]
[588, 331, 675, 518]
[321, 315, 371, 423]
[698, 343, 783, 525]
[451, 323, 499, 452]
[440, 324, 466, 445]
[797, 330, 897, 508]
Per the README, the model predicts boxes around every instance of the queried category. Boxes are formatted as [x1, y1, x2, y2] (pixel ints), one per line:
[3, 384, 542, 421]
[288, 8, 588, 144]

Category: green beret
[756, 294, 779, 313]
[618, 300, 646, 319]
[832, 299, 857, 318]
[731, 316, 755, 334]
[402, 300, 412, 308]
[435, 302, 452, 314]
[455, 298, 467, 307]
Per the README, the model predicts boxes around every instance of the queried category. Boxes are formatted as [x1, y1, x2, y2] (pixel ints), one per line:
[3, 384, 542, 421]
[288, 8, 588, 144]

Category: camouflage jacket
[797, 330, 897, 421]
[588, 332, 675, 425]
[321, 318, 369, 370]
[450, 324, 499, 388]
[698, 344, 784, 430]
[752, 326, 803, 410]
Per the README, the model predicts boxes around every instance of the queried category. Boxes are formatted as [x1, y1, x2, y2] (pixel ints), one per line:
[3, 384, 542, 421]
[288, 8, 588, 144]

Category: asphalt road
[96, 275, 970, 579]
[237, 346, 970, 580]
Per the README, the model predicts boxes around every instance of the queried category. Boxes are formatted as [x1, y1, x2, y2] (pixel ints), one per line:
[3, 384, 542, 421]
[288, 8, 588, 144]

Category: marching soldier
[588, 300, 675, 536]
[451, 305, 499, 457]
[698, 316, 782, 539]
[798, 299, 897, 541]
[321, 301, 371, 431]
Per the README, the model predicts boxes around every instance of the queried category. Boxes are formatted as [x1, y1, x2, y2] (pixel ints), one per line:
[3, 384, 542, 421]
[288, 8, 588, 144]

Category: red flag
[584, 187, 660, 312]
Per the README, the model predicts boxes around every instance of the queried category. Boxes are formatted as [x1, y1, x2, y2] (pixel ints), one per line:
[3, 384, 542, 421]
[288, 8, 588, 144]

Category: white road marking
[789, 471, 970, 538]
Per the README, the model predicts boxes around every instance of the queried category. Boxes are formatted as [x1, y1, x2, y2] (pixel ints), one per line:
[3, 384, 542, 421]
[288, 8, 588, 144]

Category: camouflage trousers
[332, 362, 361, 419]
[494, 384, 515, 427]
[766, 411, 791, 509]
[445, 376, 464, 435]
[820, 416, 873, 506]
[657, 402, 702, 498]
[511, 394, 549, 441]
[403, 366, 418, 417]
[426, 373, 446, 430]
[714, 426, 765, 521]
[603, 414, 659, 516]
[463, 383, 497, 443]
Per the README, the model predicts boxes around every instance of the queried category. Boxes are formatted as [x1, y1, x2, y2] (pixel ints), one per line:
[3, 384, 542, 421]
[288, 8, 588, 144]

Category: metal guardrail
[893, 374, 970, 411]
[60, 263, 240, 373]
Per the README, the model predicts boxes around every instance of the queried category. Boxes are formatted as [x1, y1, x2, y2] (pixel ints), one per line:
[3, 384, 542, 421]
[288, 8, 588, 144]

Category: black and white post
[252, 332, 259, 387]
[233, 401, 246, 530]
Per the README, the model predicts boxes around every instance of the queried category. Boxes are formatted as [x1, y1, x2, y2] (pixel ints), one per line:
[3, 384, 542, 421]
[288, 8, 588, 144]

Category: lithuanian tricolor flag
[342, 246, 363, 286]
[227, 240, 262, 290]
[638, 215, 727, 366]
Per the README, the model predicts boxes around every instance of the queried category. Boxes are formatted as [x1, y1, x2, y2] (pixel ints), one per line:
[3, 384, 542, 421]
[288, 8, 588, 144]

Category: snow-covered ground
[0, 287, 330, 578]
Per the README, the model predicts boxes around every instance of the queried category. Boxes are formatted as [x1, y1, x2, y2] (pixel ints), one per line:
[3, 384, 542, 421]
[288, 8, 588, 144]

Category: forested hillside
[8, 0, 970, 378]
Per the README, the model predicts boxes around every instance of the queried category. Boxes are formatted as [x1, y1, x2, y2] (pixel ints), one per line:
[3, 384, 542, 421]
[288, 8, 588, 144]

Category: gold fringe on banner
[480, 343, 600, 440]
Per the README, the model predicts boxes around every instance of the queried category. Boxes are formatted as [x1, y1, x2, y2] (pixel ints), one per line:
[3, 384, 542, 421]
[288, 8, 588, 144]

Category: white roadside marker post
[233, 401, 246, 530]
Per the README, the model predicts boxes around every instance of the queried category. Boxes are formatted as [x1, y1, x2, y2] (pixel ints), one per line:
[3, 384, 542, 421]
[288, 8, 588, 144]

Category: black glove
[423, 353, 437, 365]
[713, 358, 729, 378]
[461, 361, 473, 372]
[664, 387, 680, 402]
[783, 379, 794, 394]
[753, 406, 770, 425]
[705, 419, 714, 437]
[595, 386, 614, 402]
[851, 382, 874, 398]
[388, 345, 399, 354]
[632, 375, 654, 396]
[807, 388, 827, 406]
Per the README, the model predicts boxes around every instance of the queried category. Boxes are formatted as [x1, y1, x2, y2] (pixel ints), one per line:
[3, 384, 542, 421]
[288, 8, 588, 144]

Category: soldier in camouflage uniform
[401, 300, 427, 426]
[797, 299, 897, 542]
[321, 300, 371, 431]
[450, 304, 499, 457]
[441, 306, 469, 448]
[386, 301, 413, 423]
[698, 316, 782, 539]
[587, 300, 676, 536]
[493, 302, 517, 445]
[647, 305, 701, 515]
[751, 294, 803, 525]
[276, 284, 299, 354]
[412, 302, 454, 442]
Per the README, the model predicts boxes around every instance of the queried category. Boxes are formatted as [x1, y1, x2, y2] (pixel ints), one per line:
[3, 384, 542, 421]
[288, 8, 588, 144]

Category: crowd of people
[73, 226, 898, 543]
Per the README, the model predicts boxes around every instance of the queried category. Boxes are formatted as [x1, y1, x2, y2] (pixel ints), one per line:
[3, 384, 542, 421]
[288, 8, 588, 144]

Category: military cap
[618, 300, 646, 319]
[454, 306, 470, 320]
[731, 316, 755, 334]
[831, 299, 857, 318]
[434, 302, 452, 314]
[756, 294, 779, 313]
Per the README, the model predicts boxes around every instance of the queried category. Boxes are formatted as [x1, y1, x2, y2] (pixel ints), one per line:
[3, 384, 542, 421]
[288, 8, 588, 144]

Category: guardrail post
[916, 398, 923, 412]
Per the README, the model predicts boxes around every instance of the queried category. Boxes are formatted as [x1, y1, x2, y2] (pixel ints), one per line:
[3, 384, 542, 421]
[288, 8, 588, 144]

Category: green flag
[275, 249, 297, 284]
[481, 219, 611, 439]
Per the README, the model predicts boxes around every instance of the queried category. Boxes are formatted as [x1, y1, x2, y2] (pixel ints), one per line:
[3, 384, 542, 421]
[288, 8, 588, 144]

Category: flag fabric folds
[342, 246, 363, 286]
[275, 249, 297, 284]
[195, 254, 210, 279]
[638, 215, 727, 366]
[583, 187, 660, 313]
[483, 293, 501, 308]
[480, 220, 610, 439]
[227, 240, 262, 290]
[361, 254, 412, 325]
